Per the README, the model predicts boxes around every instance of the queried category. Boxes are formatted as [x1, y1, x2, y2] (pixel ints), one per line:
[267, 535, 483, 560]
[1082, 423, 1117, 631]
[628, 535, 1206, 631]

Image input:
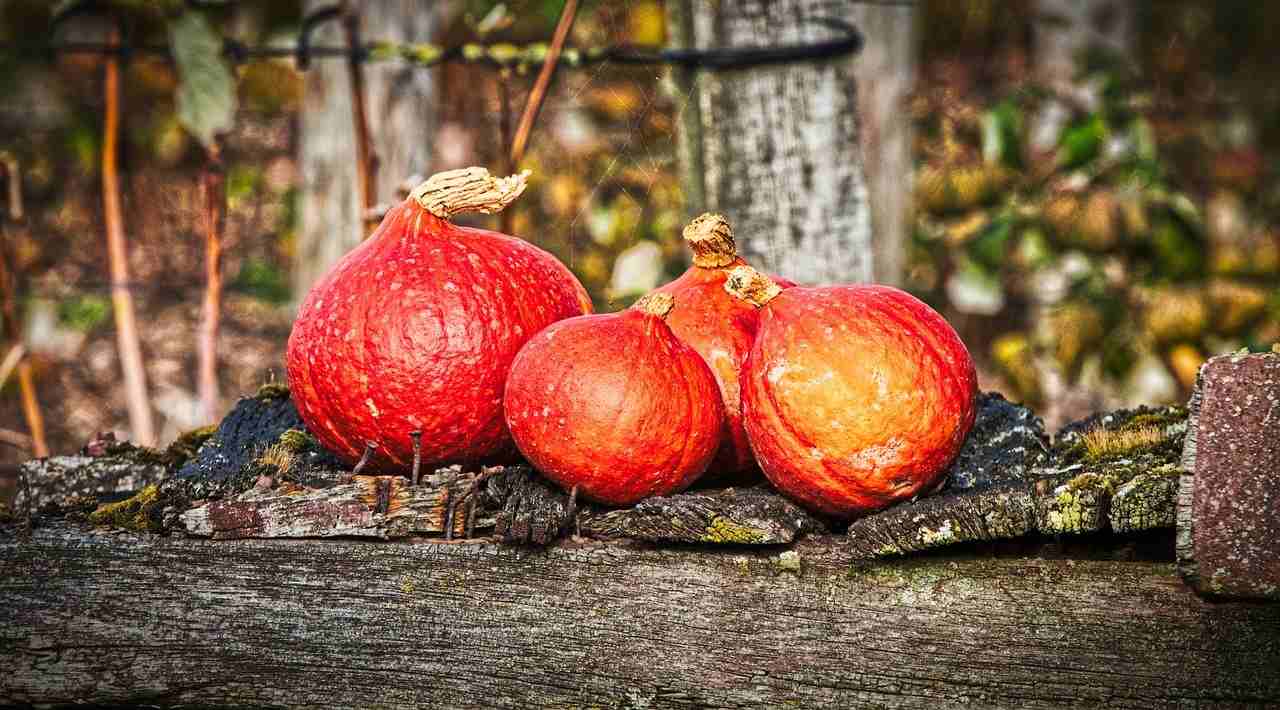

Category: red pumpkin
[286, 167, 592, 472]
[725, 266, 978, 518]
[652, 213, 796, 477]
[503, 293, 724, 506]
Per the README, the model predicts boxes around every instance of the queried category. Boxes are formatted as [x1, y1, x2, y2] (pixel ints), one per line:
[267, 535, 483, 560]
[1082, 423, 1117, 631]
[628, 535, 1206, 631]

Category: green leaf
[982, 100, 1023, 169]
[1056, 114, 1106, 170]
[169, 10, 236, 152]
[967, 215, 1013, 271]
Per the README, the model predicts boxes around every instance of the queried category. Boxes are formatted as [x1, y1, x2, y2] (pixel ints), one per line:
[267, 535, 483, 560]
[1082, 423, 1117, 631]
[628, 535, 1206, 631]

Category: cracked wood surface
[4, 522, 1279, 709]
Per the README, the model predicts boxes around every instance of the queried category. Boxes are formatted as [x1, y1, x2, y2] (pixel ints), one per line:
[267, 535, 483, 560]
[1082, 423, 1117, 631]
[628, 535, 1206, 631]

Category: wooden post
[295, 0, 438, 302]
[673, 0, 913, 285]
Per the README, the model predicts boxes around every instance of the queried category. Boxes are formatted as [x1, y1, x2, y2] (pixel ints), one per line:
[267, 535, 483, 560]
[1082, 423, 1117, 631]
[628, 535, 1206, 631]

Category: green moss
[88, 484, 163, 533]
[255, 381, 291, 401]
[1123, 406, 1187, 431]
[276, 428, 313, 453]
[164, 425, 218, 467]
[700, 516, 767, 544]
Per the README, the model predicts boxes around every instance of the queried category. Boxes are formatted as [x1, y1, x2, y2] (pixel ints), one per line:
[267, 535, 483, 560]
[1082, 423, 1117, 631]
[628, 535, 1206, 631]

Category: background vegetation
[1, 0, 1277, 473]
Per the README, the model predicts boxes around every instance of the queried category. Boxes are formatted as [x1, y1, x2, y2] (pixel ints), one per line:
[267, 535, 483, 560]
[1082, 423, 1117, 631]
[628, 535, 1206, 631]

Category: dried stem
[342, 4, 379, 237]
[0, 156, 48, 457]
[197, 144, 225, 425]
[103, 26, 156, 446]
[410, 167, 530, 220]
[723, 265, 782, 308]
[683, 213, 738, 268]
[634, 292, 675, 319]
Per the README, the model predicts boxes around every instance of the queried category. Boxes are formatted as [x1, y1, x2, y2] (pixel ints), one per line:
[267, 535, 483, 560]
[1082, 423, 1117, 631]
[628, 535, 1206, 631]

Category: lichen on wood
[580, 485, 826, 545]
[848, 399, 1188, 559]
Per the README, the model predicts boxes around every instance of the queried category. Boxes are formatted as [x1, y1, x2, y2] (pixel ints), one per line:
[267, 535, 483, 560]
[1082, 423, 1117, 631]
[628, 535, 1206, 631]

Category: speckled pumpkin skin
[654, 260, 796, 475]
[741, 285, 977, 518]
[503, 308, 724, 506]
[286, 200, 592, 471]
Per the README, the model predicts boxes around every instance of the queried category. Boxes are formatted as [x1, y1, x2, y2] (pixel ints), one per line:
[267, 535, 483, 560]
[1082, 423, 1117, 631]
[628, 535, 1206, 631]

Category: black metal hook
[296, 4, 343, 70]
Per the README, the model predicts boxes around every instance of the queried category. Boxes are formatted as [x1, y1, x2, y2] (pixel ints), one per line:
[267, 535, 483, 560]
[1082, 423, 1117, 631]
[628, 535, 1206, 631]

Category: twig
[0, 158, 48, 458]
[197, 143, 224, 425]
[500, 0, 580, 236]
[342, 4, 379, 237]
[103, 24, 156, 447]
[0, 343, 22, 390]
[509, 0, 580, 168]
[0, 426, 33, 451]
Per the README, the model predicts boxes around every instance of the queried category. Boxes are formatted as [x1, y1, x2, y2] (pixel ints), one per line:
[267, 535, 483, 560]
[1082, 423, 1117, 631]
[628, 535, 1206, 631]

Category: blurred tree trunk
[1029, 0, 1134, 152]
[671, 0, 915, 285]
[294, 1, 437, 303]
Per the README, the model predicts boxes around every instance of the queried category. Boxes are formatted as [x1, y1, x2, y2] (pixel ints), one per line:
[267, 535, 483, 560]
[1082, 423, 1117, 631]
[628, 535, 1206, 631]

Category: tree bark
[675, 0, 908, 285]
[294, 1, 437, 302]
[4, 522, 1280, 709]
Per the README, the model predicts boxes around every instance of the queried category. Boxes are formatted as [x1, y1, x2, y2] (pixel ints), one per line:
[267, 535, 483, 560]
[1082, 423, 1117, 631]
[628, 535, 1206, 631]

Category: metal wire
[10, 11, 863, 73]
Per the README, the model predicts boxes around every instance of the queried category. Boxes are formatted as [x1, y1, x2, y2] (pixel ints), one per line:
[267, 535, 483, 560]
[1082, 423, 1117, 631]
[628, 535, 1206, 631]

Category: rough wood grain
[3, 522, 1279, 709]
[685, 0, 876, 284]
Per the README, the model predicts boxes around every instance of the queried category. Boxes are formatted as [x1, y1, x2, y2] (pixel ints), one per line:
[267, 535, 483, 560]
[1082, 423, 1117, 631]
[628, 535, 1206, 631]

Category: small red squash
[725, 266, 978, 518]
[651, 213, 797, 477]
[503, 293, 724, 506]
[286, 167, 592, 471]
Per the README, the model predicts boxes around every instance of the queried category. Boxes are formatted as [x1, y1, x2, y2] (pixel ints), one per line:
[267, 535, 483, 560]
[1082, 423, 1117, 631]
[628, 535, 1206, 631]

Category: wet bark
[3, 521, 1279, 709]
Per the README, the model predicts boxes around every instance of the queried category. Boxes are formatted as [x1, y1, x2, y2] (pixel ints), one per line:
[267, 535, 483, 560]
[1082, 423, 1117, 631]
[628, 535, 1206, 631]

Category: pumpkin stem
[633, 292, 675, 319]
[410, 167, 530, 220]
[723, 265, 782, 307]
[683, 213, 737, 268]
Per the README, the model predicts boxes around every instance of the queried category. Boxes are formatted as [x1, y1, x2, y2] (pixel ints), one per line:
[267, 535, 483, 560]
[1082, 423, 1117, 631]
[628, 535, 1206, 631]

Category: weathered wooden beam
[3, 522, 1279, 709]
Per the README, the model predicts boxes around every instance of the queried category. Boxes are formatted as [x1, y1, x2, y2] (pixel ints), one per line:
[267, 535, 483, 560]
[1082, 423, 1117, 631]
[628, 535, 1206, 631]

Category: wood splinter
[409, 431, 422, 487]
[352, 442, 377, 475]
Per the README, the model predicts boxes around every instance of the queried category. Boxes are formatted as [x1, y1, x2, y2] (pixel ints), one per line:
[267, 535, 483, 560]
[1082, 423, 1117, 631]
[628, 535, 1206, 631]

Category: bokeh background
[1, 0, 1278, 479]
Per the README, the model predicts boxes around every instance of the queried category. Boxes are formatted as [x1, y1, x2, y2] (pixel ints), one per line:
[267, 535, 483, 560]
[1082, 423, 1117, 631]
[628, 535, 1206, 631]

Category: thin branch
[0, 343, 22, 391]
[197, 143, 224, 425]
[0, 157, 48, 458]
[509, 0, 580, 167]
[500, 0, 579, 236]
[103, 25, 156, 446]
[342, 4, 379, 237]
[0, 426, 33, 451]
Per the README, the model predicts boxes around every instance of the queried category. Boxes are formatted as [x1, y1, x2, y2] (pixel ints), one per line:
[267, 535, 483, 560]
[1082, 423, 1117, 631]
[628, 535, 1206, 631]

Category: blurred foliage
[57, 294, 110, 332]
[2, 0, 1280, 464]
[909, 1, 1280, 408]
[232, 257, 291, 305]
